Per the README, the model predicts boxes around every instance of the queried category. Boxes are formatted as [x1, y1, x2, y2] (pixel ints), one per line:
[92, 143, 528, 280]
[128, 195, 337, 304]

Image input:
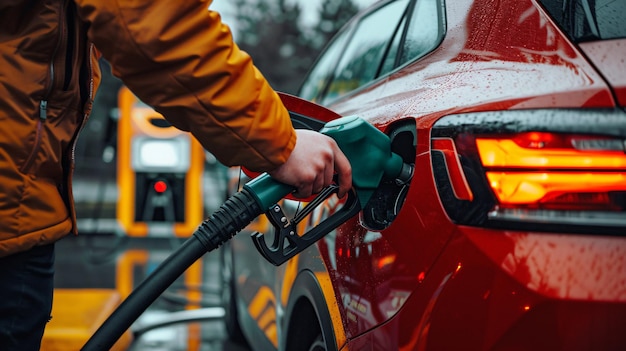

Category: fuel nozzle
[320, 115, 412, 207]
[245, 115, 411, 210]
[247, 115, 412, 266]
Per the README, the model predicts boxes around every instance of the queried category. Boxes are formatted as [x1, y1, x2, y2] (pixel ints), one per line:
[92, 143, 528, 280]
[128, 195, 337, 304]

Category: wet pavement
[51, 160, 252, 351]
[54, 233, 250, 351]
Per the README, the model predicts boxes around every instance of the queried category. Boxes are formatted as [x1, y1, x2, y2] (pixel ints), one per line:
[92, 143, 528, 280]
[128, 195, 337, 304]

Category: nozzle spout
[320, 116, 407, 207]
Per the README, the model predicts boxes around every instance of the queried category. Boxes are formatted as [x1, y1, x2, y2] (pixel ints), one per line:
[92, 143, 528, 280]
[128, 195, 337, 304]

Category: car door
[297, 0, 449, 343]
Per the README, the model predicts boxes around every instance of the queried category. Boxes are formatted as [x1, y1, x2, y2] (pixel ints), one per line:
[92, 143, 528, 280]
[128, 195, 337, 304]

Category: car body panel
[227, 0, 626, 350]
[328, 0, 614, 125]
[578, 39, 626, 106]
[343, 227, 626, 350]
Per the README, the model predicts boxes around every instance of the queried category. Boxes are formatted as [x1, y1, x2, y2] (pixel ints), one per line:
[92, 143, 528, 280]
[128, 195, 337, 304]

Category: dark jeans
[0, 244, 55, 351]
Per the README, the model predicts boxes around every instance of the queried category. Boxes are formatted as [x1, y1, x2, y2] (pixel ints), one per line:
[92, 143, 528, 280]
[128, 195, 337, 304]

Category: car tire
[219, 241, 248, 345]
[286, 300, 337, 351]
[308, 334, 326, 351]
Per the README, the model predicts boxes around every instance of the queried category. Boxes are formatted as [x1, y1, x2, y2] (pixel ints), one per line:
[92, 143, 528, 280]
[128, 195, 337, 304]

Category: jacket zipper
[67, 42, 95, 235]
[21, 0, 68, 174]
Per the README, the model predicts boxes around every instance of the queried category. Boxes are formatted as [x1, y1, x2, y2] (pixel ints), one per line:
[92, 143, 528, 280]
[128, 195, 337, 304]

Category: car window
[299, 0, 444, 104]
[379, 15, 407, 75]
[539, 0, 626, 42]
[400, 0, 443, 63]
[380, 0, 443, 76]
[299, 29, 352, 103]
[322, 0, 411, 104]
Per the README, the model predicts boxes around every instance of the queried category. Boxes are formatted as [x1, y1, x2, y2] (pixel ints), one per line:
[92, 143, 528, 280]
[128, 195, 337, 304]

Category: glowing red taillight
[475, 134, 626, 211]
[431, 109, 626, 232]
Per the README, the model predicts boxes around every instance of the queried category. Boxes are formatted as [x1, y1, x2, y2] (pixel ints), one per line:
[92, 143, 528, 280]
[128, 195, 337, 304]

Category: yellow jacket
[0, 0, 295, 257]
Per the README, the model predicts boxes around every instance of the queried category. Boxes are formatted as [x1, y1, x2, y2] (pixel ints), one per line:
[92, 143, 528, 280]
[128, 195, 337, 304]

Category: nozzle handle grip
[243, 173, 294, 210]
[252, 186, 361, 266]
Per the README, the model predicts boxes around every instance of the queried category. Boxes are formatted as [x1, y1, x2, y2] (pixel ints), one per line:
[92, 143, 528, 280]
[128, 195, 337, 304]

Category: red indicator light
[513, 132, 559, 149]
[417, 271, 425, 283]
[154, 180, 167, 193]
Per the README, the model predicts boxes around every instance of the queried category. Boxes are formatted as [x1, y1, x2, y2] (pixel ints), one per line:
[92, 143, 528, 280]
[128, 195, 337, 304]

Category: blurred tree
[314, 0, 359, 51]
[233, 0, 359, 94]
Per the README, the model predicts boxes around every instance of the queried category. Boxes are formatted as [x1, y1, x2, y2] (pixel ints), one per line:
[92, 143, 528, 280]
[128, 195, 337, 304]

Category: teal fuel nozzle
[245, 115, 411, 266]
[245, 115, 406, 210]
[319, 115, 406, 207]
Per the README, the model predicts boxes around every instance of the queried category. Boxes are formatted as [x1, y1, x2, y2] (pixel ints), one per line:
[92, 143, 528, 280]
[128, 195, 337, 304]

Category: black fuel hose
[82, 188, 262, 351]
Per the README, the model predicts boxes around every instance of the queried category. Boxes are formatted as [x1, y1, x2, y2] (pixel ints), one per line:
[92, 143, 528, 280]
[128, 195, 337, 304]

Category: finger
[334, 147, 352, 198]
[312, 170, 326, 194]
[324, 161, 334, 187]
[296, 183, 314, 199]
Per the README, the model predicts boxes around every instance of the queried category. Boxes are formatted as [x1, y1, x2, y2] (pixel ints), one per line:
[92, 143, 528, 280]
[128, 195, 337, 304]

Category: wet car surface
[223, 0, 626, 350]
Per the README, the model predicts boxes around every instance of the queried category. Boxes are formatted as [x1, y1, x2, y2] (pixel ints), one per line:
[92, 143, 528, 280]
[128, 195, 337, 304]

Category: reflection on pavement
[54, 234, 250, 351]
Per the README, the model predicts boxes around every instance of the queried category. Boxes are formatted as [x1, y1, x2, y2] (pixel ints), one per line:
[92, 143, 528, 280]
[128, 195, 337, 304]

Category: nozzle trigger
[252, 185, 360, 266]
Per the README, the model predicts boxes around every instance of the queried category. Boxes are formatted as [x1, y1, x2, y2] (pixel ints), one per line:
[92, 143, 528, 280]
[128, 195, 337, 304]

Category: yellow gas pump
[116, 86, 205, 237]
[114, 86, 209, 347]
[41, 87, 209, 350]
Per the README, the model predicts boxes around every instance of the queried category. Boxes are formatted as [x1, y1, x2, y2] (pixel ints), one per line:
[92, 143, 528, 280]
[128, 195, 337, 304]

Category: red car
[220, 0, 626, 350]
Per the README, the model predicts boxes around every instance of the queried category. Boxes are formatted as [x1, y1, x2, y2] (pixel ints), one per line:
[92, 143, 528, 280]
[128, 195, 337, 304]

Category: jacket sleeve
[74, 0, 296, 172]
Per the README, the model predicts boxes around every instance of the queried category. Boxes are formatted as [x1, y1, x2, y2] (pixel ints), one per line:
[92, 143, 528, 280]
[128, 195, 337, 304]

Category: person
[0, 1, 352, 350]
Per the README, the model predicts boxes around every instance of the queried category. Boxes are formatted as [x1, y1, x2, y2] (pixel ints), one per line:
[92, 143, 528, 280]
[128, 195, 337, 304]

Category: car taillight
[431, 109, 626, 234]
[476, 133, 626, 211]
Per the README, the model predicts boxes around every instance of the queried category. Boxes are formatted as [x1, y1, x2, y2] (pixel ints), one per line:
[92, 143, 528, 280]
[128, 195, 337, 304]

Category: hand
[268, 129, 352, 199]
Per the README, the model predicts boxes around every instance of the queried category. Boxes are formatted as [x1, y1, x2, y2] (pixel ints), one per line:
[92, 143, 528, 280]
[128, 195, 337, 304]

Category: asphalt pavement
[55, 234, 250, 351]
[52, 159, 252, 350]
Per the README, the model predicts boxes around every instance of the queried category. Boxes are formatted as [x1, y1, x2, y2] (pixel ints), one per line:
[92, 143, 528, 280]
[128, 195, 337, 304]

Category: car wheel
[287, 300, 337, 351]
[308, 334, 326, 351]
[219, 241, 247, 345]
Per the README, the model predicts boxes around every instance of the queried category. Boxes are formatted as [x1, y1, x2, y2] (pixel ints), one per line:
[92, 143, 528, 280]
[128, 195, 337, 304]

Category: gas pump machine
[116, 86, 206, 237]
